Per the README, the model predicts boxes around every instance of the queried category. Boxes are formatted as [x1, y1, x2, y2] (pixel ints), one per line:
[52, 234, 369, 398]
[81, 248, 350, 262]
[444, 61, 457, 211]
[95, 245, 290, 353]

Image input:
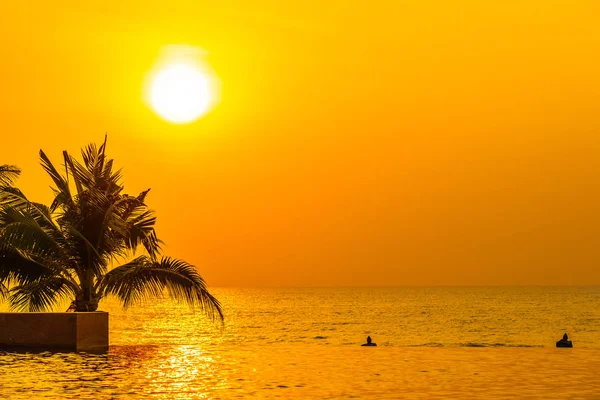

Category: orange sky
[1, 1, 600, 286]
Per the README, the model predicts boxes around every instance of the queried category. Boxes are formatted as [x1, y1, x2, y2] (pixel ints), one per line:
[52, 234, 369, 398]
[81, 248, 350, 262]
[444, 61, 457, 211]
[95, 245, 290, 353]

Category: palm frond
[0, 188, 65, 248]
[28, 202, 63, 235]
[93, 196, 132, 249]
[124, 208, 161, 259]
[81, 135, 107, 178]
[0, 247, 57, 285]
[71, 137, 122, 195]
[39, 150, 73, 212]
[0, 186, 29, 209]
[0, 281, 8, 301]
[0, 208, 64, 259]
[63, 151, 92, 195]
[98, 193, 161, 259]
[101, 160, 123, 192]
[0, 165, 20, 186]
[62, 224, 105, 268]
[98, 256, 223, 320]
[9, 276, 75, 312]
[81, 142, 100, 172]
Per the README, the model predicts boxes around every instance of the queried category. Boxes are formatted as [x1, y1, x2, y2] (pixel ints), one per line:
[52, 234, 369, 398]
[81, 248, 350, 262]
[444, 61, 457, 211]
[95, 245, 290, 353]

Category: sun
[149, 63, 212, 124]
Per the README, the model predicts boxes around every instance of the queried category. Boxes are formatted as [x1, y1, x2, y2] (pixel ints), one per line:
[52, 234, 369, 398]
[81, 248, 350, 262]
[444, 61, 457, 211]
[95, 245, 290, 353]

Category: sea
[1, 287, 599, 399]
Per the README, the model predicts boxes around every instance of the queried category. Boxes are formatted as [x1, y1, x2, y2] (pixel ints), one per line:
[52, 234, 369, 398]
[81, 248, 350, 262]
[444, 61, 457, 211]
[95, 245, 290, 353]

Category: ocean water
[1, 287, 600, 398]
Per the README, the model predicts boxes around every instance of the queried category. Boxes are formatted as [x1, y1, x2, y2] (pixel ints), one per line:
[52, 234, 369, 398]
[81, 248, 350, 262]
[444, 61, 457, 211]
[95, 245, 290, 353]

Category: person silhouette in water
[361, 336, 377, 346]
[556, 332, 573, 348]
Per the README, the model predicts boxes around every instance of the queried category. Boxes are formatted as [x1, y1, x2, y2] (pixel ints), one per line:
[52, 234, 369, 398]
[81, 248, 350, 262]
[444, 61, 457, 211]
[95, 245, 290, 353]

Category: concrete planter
[0, 312, 108, 353]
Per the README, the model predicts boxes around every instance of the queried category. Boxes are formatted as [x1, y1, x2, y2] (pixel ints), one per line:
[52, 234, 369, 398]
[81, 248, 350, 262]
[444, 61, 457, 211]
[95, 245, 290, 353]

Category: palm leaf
[0, 281, 8, 301]
[98, 256, 223, 320]
[124, 208, 161, 259]
[0, 188, 66, 248]
[39, 150, 74, 212]
[9, 276, 75, 312]
[0, 186, 29, 209]
[0, 165, 20, 186]
[63, 151, 91, 195]
[0, 208, 64, 260]
[62, 224, 106, 274]
[0, 247, 57, 285]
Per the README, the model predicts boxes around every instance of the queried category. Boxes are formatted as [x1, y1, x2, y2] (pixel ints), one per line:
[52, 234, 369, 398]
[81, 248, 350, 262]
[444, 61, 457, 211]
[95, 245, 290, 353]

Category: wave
[408, 342, 544, 348]
[459, 342, 543, 348]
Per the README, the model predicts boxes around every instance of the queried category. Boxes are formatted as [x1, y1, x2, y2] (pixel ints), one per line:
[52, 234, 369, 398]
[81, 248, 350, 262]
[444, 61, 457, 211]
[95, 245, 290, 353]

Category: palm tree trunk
[75, 273, 99, 311]
[74, 298, 99, 312]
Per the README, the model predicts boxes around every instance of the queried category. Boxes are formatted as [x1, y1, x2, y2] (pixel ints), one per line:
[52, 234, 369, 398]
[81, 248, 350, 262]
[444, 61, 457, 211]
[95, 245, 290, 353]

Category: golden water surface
[1, 287, 599, 398]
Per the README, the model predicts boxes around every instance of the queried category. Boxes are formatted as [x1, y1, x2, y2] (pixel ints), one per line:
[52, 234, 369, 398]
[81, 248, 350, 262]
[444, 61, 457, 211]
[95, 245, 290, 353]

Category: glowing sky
[1, 1, 599, 286]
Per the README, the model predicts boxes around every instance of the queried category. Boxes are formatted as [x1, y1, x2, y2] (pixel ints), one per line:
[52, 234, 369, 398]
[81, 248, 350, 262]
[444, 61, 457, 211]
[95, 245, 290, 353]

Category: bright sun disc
[150, 63, 212, 124]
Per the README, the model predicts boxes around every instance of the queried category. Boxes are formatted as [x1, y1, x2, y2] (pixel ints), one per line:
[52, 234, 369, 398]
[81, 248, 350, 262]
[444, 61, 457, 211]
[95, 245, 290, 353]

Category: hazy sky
[1, 1, 599, 286]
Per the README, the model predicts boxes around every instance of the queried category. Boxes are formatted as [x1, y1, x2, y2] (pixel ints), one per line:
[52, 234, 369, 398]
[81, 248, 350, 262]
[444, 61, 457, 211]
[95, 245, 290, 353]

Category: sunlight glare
[146, 45, 218, 124]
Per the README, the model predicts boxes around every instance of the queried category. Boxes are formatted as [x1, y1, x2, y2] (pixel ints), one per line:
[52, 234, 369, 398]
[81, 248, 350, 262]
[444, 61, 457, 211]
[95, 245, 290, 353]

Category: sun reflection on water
[126, 345, 226, 399]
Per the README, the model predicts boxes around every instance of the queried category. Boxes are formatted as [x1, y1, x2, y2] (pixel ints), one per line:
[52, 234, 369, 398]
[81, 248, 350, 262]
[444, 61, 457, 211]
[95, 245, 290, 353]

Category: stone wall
[0, 312, 108, 352]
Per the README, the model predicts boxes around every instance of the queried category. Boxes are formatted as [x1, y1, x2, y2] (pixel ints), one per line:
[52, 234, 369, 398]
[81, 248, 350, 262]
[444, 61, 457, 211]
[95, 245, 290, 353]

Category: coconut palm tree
[0, 138, 222, 320]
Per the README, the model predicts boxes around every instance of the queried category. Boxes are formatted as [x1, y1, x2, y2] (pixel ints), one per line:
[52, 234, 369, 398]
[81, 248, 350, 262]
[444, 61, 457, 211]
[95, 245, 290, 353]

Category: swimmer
[361, 336, 377, 346]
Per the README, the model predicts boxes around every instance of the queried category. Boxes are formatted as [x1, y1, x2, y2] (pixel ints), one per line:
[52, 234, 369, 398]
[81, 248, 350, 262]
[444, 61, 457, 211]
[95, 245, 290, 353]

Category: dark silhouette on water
[556, 333, 573, 348]
[361, 336, 377, 346]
